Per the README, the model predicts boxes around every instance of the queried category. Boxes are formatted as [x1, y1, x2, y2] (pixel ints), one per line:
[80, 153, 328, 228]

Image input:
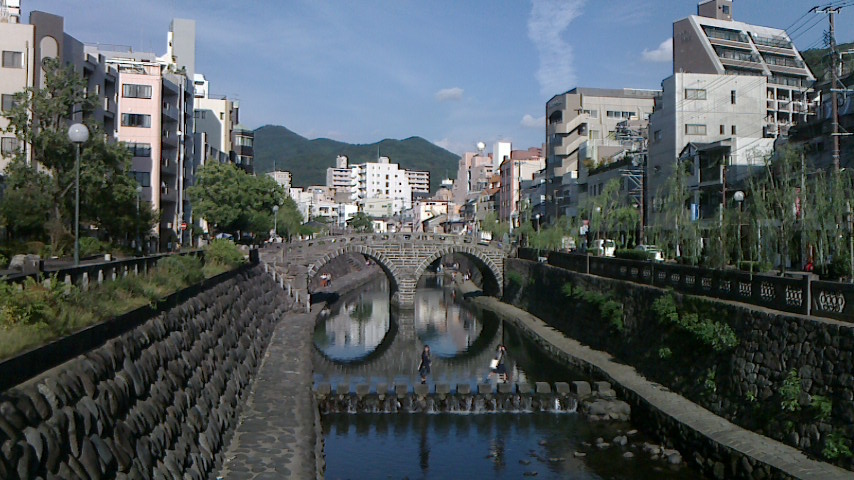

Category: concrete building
[232, 123, 254, 174]
[452, 151, 494, 208]
[353, 156, 412, 215]
[268, 170, 292, 190]
[1, 8, 119, 172]
[673, 0, 816, 137]
[493, 141, 512, 170]
[406, 169, 430, 198]
[545, 88, 659, 221]
[647, 73, 774, 225]
[193, 73, 236, 154]
[326, 155, 358, 200]
[499, 148, 545, 225]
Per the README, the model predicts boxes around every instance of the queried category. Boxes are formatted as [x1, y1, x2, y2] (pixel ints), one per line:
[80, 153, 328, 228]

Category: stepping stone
[571, 381, 591, 397]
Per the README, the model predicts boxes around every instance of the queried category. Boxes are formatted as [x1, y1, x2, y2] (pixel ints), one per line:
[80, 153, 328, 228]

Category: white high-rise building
[354, 156, 412, 215]
[493, 141, 512, 170]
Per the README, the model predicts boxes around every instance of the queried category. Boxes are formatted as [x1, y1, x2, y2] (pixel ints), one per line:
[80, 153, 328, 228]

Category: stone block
[478, 383, 493, 395]
[517, 383, 532, 395]
[570, 381, 591, 397]
[497, 383, 513, 394]
[434, 384, 451, 395]
[336, 384, 350, 396]
[376, 383, 389, 395]
[554, 382, 570, 395]
[535, 382, 551, 394]
[355, 384, 370, 397]
[456, 384, 471, 395]
[394, 384, 409, 397]
[414, 384, 429, 396]
[593, 381, 611, 392]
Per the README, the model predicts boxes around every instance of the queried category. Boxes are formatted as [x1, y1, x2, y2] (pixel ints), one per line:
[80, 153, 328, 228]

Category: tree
[348, 212, 374, 233]
[188, 161, 286, 236]
[2, 58, 150, 250]
[649, 161, 702, 263]
[275, 197, 304, 240]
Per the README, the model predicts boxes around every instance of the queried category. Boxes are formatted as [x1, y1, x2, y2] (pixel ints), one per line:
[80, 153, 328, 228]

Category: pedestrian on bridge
[419, 345, 432, 384]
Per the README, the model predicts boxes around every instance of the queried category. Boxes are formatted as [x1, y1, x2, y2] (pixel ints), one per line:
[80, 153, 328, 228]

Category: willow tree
[649, 161, 702, 263]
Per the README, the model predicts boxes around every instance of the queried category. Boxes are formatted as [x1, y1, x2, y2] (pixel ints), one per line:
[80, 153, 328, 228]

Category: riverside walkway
[459, 281, 853, 480]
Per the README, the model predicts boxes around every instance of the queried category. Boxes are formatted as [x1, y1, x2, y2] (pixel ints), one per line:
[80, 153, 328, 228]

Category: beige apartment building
[545, 88, 659, 220]
[499, 148, 545, 225]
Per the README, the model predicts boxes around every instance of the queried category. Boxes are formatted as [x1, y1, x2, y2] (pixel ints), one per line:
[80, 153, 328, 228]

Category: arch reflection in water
[313, 275, 506, 388]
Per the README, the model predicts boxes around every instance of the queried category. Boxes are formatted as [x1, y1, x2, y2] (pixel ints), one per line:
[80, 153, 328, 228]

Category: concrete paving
[460, 281, 854, 480]
[217, 306, 321, 480]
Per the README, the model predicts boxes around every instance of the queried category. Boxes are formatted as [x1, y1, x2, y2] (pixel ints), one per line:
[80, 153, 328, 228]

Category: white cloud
[435, 87, 464, 102]
[641, 38, 673, 63]
[527, 0, 586, 96]
[521, 114, 544, 129]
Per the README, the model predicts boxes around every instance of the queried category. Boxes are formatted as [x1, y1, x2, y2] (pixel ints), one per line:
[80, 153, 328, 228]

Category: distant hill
[801, 41, 854, 83]
[253, 125, 459, 193]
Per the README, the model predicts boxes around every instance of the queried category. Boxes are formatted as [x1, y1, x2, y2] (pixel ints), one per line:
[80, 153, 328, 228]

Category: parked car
[635, 244, 665, 261]
[592, 239, 616, 257]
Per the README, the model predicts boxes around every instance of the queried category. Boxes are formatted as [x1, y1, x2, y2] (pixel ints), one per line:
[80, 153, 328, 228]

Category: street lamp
[68, 123, 89, 266]
[535, 213, 540, 233]
[734, 191, 744, 267]
[595, 206, 602, 243]
[136, 185, 143, 255]
[272, 205, 280, 240]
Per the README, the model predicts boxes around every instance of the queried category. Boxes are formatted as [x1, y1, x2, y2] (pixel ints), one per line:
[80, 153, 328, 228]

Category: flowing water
[314, 275, 707, 479]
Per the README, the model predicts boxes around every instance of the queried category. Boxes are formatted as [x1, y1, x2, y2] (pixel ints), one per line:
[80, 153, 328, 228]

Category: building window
[131, 171, 151, 187]
[2, 51, 23, 68]
[685, 88, 707, 100]
[722, 5, 730, 15]
[1, 137, 19, 156]
[720, 125, 725, 134]
[731, 90, 737, 104]
[122, 84, 152, 99]
[582, 109, 598, 118]
[606, 110, 636, 119]
[1, 94, 18, 112]
[732, 125, 737, 135]
[121, 113, 151, 128]
[685, 124, 707, 135]
[126, 142, 152, 157]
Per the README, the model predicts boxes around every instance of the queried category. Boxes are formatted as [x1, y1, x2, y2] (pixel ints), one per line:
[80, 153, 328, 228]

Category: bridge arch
[412, 245, 503, 298]
[307, 245, 402, 301]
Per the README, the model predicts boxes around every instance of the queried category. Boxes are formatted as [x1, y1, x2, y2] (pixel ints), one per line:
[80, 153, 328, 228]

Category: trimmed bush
[205, 239, 245, 268]
[614, 249, 653, 261]
[737, 260, 773, 273]
[78, 237, 110, 258]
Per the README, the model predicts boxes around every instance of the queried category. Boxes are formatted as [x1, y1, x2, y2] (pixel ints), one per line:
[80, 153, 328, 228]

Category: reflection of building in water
[414, 287, 481, 353]
[323, 290, 390, 352]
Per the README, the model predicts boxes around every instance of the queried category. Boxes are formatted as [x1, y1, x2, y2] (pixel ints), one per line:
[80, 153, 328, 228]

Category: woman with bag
[418, 345, 432, 384]
[491, 345, 508, 383]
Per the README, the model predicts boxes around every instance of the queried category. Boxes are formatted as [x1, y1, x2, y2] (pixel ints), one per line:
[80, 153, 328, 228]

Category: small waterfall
[473, 397, 486, 413]
[554, 397, 561, 412]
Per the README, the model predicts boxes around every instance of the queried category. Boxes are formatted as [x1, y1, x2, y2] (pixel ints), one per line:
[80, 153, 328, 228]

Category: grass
[0, 242, 247, 360]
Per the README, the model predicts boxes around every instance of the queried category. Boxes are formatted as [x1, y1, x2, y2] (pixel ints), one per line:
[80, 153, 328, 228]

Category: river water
[314, 275, 707, 479]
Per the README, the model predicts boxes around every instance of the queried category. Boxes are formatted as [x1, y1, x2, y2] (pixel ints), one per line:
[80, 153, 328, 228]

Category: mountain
[801, 41, 854, 83]
[253, 125, 459, 193]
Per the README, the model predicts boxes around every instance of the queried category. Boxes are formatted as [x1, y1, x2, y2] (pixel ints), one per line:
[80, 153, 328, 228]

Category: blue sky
[24, 0, 854, 155]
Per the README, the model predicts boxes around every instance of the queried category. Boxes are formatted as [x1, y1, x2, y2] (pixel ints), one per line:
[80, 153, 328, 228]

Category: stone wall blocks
[22, 425, 44, 464]
[39, 424, 60, 474]
[11, 391, 42, 426]
[135, 436, 154, 473]
[14, 439, 38, 479]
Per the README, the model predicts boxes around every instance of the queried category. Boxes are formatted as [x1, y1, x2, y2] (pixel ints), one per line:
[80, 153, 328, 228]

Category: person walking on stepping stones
[418, 345, 432, 384]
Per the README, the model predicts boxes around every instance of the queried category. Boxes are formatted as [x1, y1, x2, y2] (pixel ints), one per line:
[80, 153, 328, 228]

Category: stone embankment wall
[0, 265, 291, 480]
[505, 259, 854, 472]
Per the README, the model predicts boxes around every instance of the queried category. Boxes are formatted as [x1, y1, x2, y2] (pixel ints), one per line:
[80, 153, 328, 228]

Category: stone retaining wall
[505, 258, 854, 472]
[0, 265, 290, 480]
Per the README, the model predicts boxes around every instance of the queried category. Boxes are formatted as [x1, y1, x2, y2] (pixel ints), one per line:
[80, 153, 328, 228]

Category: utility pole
[813, 4, 849, 171]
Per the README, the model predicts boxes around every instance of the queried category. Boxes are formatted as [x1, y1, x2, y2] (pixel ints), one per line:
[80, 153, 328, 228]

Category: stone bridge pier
[269, 233, 508, 309]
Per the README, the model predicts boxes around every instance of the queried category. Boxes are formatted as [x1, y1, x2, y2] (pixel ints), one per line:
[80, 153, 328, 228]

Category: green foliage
[746, 390, 757, 403]
[657, 347, 672, 359]
[802, 42, 854, 82]
[823, 431, 853, 460]
[189, 162, 287, 237]
[811, 395, 832, 422]
[0, 253, 6, 269]
[506, 271, 523, 286]
[153, 255, 205, 289]
[614, 249, 654, 261]
[736, 260, 773, 273]
[78, 237, 110, 258]
[652, 293, 738, 351]
[205, 240, 245, 268]
[562, 282, 624, 332]
[252, 125, 459, 192]
[780, 370, 802, 413]
[274, 197, 304, 240]
[703, 368, 717, 395]
[348, 212, 374, 233]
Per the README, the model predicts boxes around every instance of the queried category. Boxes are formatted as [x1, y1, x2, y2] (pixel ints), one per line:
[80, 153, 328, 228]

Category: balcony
[161, 105, 179, 123]
[766, 62, 809, 76]
[699, 165, 722, 185]
[160, 157, 177, 176]
[160, 186, 177, 204]
[752, 35, 794, 56]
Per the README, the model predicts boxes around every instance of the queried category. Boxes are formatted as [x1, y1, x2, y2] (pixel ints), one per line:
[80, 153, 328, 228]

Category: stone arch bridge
[263, 233, 507, 307]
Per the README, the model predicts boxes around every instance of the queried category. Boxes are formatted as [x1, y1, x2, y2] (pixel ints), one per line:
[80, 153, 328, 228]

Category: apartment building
[673, 0, 816, 136]
[499, 148, 545, 225]
[545, 88, 659, 221]
[0, 8, 119, 172]
[452, 151, 494, 208]
[326, 155, 358, 200]
[268, 170, 292, 190]
[406, 169, 430, 199]
[232, 123, 254, 174]
[355, 156, 412, 215]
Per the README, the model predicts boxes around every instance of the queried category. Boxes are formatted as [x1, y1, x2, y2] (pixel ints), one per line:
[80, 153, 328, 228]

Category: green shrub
[823, 432, 853, 460]
[563, 283, 624, 332]
[811, 394, 832, 421]
[780, 370, 802, 413]
[154, 255, 204, 288]
[614, 249, 653, 261]
[652, 293, 738, 352]
[25, 241, 45, 255]
[736, 260, 773, 273]
[506, 271, 523, 286]
[658, 347, 672, 359]
[0, 253, 7, 269]
[77, 237, 110, 258]
[205, 239, 245, 268]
